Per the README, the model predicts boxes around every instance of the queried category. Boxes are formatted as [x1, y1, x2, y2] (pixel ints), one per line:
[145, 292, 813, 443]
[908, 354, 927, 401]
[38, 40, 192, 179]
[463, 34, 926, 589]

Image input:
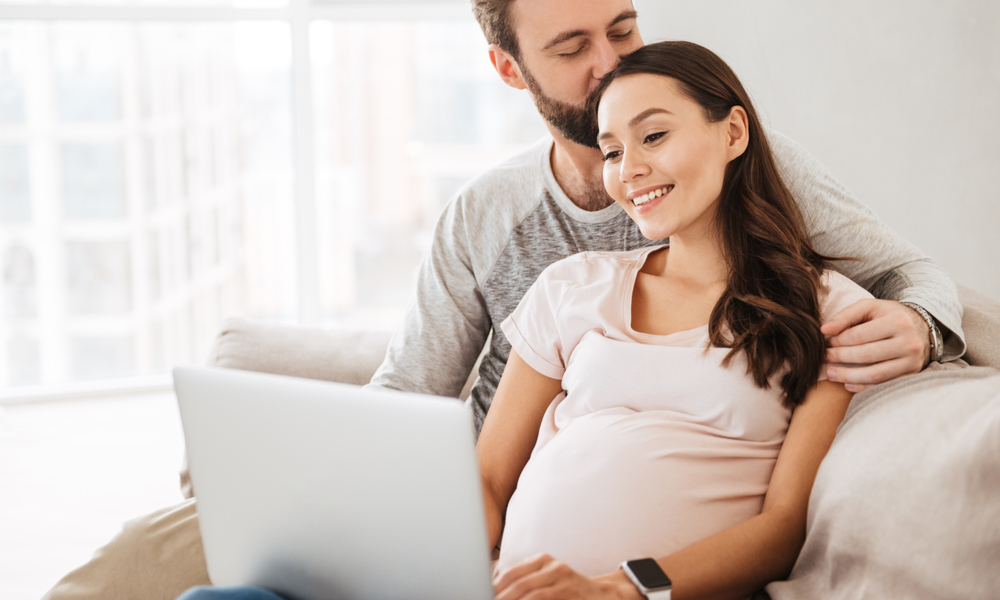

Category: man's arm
[366, 194, 491, 398]
[769, 130, 965, 387]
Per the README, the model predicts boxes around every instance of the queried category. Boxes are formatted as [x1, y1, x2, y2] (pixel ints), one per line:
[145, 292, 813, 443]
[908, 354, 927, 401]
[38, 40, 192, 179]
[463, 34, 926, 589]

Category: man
[369, 0, 964, 435]
[42, 1, 964, 599]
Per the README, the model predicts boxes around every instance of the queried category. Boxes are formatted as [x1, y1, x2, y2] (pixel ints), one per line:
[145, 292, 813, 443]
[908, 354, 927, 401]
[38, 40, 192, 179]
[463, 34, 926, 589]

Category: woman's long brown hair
[591, 41, 838, 408]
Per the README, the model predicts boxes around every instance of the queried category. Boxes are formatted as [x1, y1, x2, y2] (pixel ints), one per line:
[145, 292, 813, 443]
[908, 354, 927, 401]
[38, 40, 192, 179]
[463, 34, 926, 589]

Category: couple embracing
[45, 1, 964, 600]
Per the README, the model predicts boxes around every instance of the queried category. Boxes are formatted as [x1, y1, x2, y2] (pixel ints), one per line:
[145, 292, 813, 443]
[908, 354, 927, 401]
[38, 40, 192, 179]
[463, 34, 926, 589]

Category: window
[0, 3, 546, 392]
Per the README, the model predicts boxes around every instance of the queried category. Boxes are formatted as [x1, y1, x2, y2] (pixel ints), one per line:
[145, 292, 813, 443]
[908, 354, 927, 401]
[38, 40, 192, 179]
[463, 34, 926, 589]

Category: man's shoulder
[431, 137, 556, 286]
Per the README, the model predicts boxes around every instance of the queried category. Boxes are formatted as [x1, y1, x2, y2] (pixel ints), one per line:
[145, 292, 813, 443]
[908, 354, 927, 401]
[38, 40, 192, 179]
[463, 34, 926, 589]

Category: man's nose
[592, 38, 620, 80]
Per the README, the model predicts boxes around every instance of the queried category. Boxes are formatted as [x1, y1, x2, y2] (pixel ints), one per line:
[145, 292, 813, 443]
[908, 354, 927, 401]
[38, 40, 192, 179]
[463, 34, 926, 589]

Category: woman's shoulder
[542, 247, 659, 278]
[532, 248, 656, 300]
[819, 270, 876, 323]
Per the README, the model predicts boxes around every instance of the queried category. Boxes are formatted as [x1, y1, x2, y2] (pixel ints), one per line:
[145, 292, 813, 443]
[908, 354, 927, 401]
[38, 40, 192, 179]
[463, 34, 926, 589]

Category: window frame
[0, 0, 474, 402]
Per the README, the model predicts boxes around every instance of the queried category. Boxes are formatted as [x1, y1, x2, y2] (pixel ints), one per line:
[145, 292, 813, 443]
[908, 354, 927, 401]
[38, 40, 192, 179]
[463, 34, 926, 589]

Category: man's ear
[488, 43, 527, 91]
[726, 106, 750, 160]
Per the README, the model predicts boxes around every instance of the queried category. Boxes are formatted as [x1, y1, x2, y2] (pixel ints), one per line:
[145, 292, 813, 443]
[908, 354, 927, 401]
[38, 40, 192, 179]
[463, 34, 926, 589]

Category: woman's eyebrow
[628, 108, 672, 129]
[598, 108, 674, 143]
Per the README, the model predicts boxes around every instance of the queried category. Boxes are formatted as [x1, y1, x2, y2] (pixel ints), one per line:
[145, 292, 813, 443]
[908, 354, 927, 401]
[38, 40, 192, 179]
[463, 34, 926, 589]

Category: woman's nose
[619, 149, 650, 182]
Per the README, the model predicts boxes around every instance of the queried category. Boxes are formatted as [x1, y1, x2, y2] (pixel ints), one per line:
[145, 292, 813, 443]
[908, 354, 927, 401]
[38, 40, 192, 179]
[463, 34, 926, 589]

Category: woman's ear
[488, 44, 527, 91]
[726, 106, 750, 160]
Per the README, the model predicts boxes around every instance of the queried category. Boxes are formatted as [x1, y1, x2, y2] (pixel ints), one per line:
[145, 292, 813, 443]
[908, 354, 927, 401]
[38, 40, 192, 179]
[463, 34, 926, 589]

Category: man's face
[508, 0, 643, 147]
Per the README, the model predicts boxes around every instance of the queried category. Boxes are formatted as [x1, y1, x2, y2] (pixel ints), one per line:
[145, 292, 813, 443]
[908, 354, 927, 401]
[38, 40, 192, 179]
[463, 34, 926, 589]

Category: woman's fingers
[493, 554, 556, 597]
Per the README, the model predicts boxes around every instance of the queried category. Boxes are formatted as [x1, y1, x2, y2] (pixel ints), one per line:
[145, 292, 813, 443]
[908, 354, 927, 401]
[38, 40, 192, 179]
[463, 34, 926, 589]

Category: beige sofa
[43, 285, 1000, 600]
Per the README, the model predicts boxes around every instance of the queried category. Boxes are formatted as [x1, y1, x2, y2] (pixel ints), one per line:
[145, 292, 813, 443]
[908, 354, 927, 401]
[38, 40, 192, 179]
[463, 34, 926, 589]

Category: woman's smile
[629, 184, 673, 207]
[628, 184, 674, 215]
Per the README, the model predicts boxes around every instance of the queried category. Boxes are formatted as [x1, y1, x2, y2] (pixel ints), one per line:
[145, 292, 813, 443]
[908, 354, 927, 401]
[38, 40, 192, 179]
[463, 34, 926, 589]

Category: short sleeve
[817, 270, 876, 382]
[500, 261, 579, 380]
[820, 271, 875, 324]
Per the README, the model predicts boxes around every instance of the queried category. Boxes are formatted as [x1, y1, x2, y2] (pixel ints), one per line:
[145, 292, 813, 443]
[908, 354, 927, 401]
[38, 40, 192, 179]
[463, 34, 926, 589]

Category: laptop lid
[173, 366, 495, 600]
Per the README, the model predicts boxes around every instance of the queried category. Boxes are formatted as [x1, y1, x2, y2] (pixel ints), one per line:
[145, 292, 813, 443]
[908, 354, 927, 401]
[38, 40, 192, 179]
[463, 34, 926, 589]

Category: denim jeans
[177, 586, 288, 600]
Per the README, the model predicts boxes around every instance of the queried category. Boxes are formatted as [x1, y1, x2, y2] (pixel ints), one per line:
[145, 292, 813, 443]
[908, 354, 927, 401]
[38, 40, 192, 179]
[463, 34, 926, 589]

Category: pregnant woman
[481, 41, 870, 600]
[178, 40, 871, 600]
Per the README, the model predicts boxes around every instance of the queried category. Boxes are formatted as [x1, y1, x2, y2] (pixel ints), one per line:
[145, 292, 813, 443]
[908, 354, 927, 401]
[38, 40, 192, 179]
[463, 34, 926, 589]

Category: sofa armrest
[957, 284, 1000, 370]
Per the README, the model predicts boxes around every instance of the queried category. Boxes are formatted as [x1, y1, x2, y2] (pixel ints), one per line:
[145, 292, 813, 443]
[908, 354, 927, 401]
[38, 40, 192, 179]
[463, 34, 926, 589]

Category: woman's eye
[644, 131, 667, 144]
[602, 150, 622, 162]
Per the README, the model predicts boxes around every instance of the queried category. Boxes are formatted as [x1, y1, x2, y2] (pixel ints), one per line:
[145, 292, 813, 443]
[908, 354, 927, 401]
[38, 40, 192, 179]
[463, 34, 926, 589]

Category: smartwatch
[621, 558, 672, 600]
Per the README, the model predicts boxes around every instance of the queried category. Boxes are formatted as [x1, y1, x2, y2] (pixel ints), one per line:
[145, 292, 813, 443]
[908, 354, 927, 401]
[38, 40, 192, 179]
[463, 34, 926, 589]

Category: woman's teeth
[634, 185, 672, 206]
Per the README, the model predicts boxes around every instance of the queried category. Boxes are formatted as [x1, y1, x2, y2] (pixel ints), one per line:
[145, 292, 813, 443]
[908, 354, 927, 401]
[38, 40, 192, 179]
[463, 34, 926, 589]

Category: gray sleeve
[769, 130, 966, 361]
[366, 193, 491, 397]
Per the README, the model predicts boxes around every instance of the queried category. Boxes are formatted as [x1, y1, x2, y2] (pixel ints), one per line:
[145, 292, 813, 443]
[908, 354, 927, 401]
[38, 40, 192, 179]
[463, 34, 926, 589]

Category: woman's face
[597, 73, 745, 242]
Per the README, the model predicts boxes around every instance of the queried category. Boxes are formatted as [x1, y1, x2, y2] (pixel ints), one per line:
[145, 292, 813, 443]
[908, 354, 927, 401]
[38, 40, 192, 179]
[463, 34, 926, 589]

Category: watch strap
[644, 588, 672, 600]
[901, 302, 943, 362]
[621, 560, 672, 600]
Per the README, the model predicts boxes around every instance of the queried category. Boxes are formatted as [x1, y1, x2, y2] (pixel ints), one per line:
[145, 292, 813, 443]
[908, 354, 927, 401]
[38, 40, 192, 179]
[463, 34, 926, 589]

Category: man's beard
[521, 66, 600, 149]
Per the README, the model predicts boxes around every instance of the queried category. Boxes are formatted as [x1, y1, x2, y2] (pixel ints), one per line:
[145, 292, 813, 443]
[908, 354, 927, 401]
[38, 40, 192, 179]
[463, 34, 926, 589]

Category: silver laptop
[173, 366, 495, 600]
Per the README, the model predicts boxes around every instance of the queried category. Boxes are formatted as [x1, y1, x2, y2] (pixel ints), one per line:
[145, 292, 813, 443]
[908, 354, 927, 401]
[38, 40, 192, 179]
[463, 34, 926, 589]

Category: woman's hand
[493, 554, 642, 600]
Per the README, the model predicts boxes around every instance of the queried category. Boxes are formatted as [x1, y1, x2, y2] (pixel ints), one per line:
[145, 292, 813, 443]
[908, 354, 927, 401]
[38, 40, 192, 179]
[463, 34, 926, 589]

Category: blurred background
[0, 10, 546, 392]
[0, 0, 997, 598]
[638, 0, 1000, 302]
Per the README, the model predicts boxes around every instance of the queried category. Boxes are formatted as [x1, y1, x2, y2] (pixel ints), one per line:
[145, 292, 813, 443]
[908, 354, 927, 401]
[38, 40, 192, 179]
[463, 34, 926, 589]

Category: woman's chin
[637, 221, 674, 242]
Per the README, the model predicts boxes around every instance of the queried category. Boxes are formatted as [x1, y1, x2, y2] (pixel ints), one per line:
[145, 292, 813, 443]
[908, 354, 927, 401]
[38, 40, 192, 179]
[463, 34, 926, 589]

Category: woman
[179, 41, 871, 600]
[482, 41, 869, 600]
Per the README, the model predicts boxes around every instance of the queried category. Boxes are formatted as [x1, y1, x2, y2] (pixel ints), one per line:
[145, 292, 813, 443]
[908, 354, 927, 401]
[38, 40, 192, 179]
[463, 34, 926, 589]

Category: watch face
[627, 558, 672, 589]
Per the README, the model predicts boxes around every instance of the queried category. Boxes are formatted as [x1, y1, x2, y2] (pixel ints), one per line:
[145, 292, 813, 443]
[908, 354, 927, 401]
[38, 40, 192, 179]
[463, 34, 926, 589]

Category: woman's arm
[478, 349, 564, 549]
[493, 380, 853, 600]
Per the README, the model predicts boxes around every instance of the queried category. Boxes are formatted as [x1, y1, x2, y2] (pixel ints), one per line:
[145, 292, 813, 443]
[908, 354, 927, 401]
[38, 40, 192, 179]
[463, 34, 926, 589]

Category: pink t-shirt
[496, 246, 873, 576]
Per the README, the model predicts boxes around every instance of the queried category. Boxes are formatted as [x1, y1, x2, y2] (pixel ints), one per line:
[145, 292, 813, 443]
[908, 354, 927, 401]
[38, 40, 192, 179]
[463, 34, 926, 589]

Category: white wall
[635, 0, 1000, 299]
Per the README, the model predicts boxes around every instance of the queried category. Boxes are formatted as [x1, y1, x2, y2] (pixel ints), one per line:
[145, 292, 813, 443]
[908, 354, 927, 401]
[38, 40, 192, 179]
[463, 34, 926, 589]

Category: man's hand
[493, 554, 640, 600]
[822, 299, 931, 392]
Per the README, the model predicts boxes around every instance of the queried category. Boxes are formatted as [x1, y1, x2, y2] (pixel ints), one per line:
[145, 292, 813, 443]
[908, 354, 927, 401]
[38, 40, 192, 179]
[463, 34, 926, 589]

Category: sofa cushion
[204, 317, 395, 387]
[958, 284, 1000, 370]
[766, 362, 1000, 599]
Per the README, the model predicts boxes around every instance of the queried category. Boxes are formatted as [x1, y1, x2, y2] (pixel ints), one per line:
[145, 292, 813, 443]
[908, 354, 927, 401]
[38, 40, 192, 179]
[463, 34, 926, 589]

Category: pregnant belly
[496, 408, 781, 577]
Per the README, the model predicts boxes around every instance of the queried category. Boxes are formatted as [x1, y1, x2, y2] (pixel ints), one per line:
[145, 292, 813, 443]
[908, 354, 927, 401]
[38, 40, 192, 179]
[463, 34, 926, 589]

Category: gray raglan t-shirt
[369, 132, 965, 434]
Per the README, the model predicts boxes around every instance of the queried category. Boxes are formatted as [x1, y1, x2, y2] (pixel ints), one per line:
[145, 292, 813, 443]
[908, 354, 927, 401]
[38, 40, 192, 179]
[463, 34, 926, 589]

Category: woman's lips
[632, 184, 673, 206]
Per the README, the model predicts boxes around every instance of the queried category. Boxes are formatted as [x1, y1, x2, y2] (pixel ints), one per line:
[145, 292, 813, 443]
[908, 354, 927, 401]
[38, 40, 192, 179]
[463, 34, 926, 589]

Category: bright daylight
[1, 0, 998, 599]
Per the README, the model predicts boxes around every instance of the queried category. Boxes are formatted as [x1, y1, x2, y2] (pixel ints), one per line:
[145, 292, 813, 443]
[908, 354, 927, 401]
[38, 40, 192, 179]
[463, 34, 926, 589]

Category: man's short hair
[471, 0, 521, 61]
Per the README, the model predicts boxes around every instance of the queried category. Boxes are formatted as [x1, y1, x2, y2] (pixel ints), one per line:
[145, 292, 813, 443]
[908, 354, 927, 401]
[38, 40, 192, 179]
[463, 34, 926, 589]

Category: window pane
[310, 20, 546, 328]
[52, 23, 123, 123]
[0, 25, 27, 123]
[0, 143, 31, 222]
[0, 20, 294, 387]
[3, 244, 37, 319]
[7, 335, 40, 385]
[71, 335, 134, 380]
[61, 143, 126, 219]
[66, 240, 132, 315]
